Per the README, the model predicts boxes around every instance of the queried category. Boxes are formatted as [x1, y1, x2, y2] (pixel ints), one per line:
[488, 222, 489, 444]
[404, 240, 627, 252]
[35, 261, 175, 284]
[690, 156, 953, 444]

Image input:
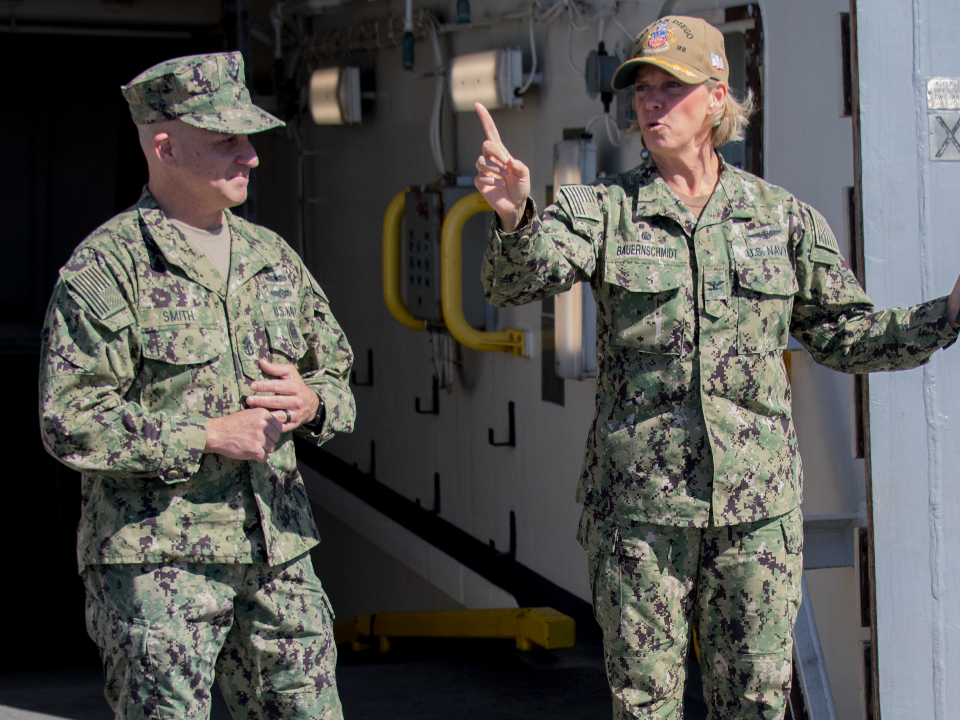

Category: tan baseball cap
[611, 15, 729, 89]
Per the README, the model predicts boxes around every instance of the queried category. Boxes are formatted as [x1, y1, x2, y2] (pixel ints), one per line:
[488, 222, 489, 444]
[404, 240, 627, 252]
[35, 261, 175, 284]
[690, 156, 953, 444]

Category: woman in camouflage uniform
[474, 15, 960, 720]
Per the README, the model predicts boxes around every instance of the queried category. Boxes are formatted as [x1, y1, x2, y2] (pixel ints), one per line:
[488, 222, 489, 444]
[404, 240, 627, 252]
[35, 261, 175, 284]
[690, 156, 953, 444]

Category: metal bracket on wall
[488, 510, 517, 560]
[415, 473, 441, 515]
[351, 349, 373, 387]
[415, 376, 439, 414]
[488, 401, 516, 447]
[349, 440, 376, 479]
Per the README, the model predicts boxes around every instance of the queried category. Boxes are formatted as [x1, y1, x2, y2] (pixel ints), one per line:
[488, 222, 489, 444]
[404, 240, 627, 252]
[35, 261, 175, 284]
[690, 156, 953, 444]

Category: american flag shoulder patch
[65, 266, 127, 319]
[557, 185, 602, 222]
[810, 209, 840, 254]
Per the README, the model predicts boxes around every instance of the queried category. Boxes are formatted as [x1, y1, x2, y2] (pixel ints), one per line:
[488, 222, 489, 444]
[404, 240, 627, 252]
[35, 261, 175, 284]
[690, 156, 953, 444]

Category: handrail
[440, 192, 526, 357]
[382, 189, 427, 332]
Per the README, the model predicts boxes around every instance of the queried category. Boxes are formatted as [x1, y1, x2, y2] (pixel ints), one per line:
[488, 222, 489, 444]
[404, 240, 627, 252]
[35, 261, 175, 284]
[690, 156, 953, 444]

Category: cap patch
[644, 21, 675, 54]
[711, 52, 725, 71]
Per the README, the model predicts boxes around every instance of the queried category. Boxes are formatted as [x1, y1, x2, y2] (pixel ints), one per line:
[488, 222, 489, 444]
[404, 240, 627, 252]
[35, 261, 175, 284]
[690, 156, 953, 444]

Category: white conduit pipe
[516, 14, 538, 96]
[613, 13, 634, 42]
[427, 19, 446, 174]
[604, 112, 622, 147]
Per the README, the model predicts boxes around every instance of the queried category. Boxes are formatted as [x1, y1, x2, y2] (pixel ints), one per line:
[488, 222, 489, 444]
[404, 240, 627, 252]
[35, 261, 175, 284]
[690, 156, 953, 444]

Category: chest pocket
[734, 259, 798, 353]
[236, 302, 307, 379]
[604, 259, 689, 355]
[140, 307, 225, 411]
[141, 307, 225, 364]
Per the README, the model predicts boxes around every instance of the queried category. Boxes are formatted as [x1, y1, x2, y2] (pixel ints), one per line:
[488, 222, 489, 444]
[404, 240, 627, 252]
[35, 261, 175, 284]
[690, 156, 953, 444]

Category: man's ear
[153, 132, 175, 168]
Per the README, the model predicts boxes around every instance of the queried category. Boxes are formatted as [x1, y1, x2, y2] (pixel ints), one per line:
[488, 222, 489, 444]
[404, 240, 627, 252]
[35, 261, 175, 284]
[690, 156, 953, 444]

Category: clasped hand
[204, 359, 319, 462]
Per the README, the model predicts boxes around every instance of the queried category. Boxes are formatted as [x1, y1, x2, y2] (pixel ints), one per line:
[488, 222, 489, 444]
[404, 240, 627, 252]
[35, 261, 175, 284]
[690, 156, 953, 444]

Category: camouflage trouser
[581, 508, 803, 720]
[82, 552, 342, 720]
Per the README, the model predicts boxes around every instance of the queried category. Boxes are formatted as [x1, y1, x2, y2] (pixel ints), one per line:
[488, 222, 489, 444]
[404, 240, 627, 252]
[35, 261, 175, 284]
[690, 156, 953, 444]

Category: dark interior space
[0, 30, 220, 672]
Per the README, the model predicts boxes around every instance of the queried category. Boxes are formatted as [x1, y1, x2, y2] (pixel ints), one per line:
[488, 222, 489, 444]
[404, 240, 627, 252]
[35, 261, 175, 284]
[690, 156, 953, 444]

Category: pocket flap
[266, 320, 306, 360]
[780, 508, 803, 556]
[605, 260, 687, 293]
[736, 260, 798, 297]
[142, 325, 224, 364]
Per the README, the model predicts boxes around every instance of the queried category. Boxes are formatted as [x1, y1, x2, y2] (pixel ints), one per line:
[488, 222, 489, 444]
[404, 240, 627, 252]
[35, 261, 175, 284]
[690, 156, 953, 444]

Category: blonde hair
[705, 80, 755, 147]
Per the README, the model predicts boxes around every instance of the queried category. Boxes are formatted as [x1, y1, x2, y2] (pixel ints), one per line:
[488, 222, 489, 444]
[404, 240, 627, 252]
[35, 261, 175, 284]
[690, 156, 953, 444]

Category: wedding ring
[283, 410, 292, 424]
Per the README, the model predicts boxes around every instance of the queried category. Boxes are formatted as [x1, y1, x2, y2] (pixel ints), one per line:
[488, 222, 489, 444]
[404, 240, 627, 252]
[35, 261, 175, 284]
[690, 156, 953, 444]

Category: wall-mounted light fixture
[309, 67, 361, 125]
[449, 49, 524, 112]
[553, 134, 598, 380]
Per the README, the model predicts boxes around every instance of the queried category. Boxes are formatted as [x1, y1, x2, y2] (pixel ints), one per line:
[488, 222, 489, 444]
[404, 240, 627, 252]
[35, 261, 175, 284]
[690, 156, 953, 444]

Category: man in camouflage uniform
[39, 53, 355, 720]
[474, 15, 960, 720]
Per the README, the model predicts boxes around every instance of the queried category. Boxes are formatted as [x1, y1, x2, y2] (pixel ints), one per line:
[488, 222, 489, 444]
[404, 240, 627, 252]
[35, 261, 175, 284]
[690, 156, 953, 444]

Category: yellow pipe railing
[440, 192, 526, 357]
[382, 190, 428, 332]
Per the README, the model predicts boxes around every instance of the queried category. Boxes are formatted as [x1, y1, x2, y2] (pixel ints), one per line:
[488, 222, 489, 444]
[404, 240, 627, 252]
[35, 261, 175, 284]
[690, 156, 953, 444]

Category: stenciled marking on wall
[927, 79, 960, 160]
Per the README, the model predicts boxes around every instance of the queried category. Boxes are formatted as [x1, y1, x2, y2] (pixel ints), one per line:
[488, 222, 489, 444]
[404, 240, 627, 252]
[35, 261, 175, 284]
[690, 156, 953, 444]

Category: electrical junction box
[449, 48, 524, 112]
[402, 187, 495, 327]
[584, 48, 619, 99]
[496, 48, 524, 109]
[404, 188, 444, 323]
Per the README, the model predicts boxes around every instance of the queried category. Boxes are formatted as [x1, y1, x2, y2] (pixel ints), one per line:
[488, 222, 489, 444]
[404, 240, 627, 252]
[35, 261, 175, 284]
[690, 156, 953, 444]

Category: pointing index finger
[475, 102, 503, 147]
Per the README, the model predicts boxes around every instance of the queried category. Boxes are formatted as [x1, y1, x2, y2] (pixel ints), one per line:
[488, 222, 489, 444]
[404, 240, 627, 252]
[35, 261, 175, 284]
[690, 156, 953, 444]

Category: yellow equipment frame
[335, 607, 575, 652]
[382, 190, 428, 332]
[440, 192, 526, 356]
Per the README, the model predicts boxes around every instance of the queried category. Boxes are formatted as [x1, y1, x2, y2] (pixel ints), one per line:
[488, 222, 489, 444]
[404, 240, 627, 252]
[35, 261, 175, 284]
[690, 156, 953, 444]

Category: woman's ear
[711, 82, 728, 112]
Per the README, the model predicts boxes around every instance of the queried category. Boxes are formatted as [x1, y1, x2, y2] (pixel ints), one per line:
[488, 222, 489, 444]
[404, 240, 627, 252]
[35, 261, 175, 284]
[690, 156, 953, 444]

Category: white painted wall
[856, 1, 960, 718]
[303, 465, 519, 610]
[261, 0, 879, 715]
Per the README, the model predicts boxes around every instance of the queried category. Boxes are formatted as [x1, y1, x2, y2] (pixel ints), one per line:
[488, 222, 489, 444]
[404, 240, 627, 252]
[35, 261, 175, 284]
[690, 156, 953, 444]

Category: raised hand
[473, 102, 531, 232]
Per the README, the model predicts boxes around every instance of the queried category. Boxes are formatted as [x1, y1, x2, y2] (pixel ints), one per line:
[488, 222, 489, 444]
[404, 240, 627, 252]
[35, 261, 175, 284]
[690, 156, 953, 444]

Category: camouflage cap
[121, 52, 284, 133]
[611, 16, 729, 90]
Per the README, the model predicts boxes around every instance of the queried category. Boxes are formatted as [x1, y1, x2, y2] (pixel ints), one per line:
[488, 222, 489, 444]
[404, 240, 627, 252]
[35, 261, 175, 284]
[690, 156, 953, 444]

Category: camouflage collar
[223, 208, 284, 295]
[136, 187, 282, 294]
[715, 161, 757, 220]
[630, 153, 756, 228]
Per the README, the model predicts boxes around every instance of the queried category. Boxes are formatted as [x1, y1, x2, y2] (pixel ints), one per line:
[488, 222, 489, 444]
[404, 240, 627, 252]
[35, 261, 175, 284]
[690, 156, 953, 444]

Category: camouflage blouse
[482, 159, 957, 527]
[40, 189, 355, 568]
